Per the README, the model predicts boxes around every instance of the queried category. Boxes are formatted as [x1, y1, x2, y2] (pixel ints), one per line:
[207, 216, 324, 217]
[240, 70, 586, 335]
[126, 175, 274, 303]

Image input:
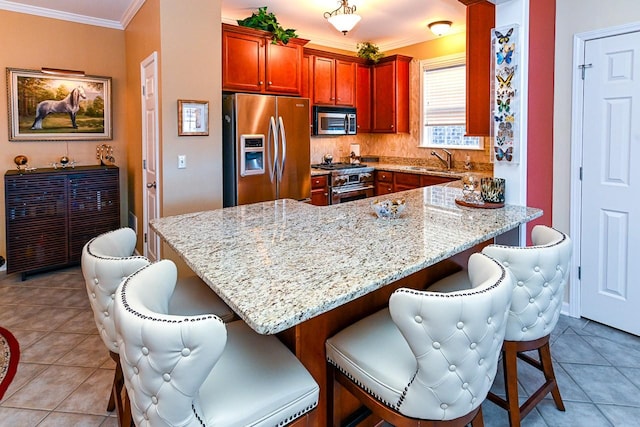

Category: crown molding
[121, 0, 145, 29]
[0, 0, 123, 29]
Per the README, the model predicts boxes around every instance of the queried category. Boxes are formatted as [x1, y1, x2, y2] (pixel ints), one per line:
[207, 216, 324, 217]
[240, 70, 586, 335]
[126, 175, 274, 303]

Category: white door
[580, 31, 640, 336]
[141, 52, 161, 261]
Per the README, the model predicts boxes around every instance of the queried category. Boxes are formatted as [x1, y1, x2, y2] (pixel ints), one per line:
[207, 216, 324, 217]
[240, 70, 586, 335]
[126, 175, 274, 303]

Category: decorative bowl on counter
[371, 198, 406, 219]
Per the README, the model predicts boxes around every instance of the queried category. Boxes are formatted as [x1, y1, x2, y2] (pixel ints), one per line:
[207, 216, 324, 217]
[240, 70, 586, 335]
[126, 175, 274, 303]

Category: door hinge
[578, 266, 581, 280]
[143, 159, 147, 170]
[579, 166, 583, 180]
[142, 85, 146, 96]
[578, 63, 593, 80]
[144, 233, 147, 243]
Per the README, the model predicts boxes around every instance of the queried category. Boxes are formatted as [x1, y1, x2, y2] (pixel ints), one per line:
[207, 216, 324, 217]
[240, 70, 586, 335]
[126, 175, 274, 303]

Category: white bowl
[371, 198, 406, 219]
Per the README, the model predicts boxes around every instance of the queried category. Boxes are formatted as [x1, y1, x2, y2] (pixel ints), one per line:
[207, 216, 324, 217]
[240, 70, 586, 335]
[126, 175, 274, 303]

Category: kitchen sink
[402, 166, 463, 178]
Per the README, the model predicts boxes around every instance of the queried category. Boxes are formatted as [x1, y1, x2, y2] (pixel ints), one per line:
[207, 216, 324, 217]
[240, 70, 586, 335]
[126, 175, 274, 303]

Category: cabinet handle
[390, 125, 394, 129]
[268, 81, 272, 85]
[259, 81, 264, 85]
[146, 182, 156, 188]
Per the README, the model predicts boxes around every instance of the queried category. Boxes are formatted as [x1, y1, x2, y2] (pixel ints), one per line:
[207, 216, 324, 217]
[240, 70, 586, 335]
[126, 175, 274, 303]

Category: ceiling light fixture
[428, 20, 453, 37]
[324, 0, 361, 35]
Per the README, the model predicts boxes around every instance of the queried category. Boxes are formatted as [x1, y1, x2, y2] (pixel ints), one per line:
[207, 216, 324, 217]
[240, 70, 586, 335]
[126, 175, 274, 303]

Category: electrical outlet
[178, 155, 186, 169]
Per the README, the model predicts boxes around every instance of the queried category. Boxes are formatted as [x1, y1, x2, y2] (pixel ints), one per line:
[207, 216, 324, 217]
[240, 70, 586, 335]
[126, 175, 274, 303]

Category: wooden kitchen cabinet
[310, 174, 330, 206]
[4, 165, 120, 279]
[222, 23, 308, 95]
[355, 63, 372, 133]
[394, 172, 421, 192]
[464, 1, 495, 136]
[375, 170, 394, 196]
[375, 170, 457, 196]
[310, 52, 356, 106]
[421, 175, 457, 187]
[372, 55, 411, 133]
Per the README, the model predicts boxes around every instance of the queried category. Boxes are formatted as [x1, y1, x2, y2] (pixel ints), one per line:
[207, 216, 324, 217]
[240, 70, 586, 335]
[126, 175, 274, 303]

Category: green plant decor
[237, 7, 298, 45]
[357, 42, 384, 63]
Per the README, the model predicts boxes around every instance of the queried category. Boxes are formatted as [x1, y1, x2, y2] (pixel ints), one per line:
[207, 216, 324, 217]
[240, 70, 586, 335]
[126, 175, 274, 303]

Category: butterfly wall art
[492, 24, 520, 164]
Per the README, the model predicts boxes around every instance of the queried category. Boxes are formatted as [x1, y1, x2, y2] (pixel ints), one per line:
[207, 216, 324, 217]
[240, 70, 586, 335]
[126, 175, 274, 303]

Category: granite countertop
[150, 185, 541, 335]
[310, 163, 489, 179]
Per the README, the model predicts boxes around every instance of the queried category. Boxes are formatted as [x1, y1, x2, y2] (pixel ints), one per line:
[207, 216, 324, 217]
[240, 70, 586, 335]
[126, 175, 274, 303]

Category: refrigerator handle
[269, 116, 278, 182]
[278, 116, 286, 182]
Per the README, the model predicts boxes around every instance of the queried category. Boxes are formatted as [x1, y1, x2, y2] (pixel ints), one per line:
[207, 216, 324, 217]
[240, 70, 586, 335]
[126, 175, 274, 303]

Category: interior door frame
[569, 21, 640, 318]
[140, 51, 161, 260]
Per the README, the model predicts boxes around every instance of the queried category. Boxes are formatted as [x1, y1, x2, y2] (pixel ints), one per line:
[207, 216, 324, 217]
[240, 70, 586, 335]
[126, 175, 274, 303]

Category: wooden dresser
[4, 165, 120, 279]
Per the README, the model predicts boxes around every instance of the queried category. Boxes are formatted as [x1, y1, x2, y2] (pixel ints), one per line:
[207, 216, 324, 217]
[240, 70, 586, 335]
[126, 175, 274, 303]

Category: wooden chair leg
[503, 342, 522, 427]
[470, 405, 485, 427]
[538, 341, 565, 411]
[488, 337, 565, 427]
[107, 379, 116, 412]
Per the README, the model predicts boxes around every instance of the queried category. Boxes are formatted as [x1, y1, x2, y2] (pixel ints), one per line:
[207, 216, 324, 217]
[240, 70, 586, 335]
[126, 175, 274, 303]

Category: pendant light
[324, 0, 361, 35]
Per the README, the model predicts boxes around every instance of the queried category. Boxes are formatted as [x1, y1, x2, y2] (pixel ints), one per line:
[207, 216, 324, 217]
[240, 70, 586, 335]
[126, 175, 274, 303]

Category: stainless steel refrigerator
[223, 93, 311, 207]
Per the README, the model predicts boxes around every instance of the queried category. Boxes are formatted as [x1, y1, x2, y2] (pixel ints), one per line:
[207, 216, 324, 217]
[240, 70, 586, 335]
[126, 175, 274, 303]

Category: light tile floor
[1, 266, 640, 426]
[0, 267, 117, 427]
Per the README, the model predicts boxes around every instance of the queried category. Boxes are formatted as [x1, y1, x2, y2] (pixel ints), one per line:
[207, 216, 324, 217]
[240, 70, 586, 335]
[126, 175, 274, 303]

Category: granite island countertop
[150, 185, 541, 335]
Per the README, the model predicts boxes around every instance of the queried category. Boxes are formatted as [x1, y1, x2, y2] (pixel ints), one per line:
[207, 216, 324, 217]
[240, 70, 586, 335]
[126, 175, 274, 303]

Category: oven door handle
[332, 185, 374, 195]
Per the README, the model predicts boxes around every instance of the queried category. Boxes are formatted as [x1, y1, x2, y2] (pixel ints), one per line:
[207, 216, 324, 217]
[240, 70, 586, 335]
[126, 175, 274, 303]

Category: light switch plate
[178, 155, 186, 169]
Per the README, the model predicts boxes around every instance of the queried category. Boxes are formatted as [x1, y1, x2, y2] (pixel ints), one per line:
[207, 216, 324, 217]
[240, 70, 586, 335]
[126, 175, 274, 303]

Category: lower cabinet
[393, 172, 421, 192]
[375, 171, 394, 196]
[375, 170, 457, 196]
[310, 174, 330, 206]
[4, 166, 120, 278]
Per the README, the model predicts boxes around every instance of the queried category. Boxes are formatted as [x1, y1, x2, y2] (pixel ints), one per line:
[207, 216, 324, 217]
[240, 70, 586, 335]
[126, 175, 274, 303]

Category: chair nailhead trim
[191, 400, 319, 427]
[119, 266, 225, 325]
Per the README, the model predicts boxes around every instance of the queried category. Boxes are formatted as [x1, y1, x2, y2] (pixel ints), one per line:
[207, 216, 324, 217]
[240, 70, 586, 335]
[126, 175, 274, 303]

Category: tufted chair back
[81, 227, 149, 353]
[114, 260, 227, 427]
[482, 225, 572, 342]
[388, 253, 513, 420]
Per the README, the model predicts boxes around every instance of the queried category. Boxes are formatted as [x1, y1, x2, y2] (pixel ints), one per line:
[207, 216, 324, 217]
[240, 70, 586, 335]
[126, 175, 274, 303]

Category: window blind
[422, 54, 466, 127]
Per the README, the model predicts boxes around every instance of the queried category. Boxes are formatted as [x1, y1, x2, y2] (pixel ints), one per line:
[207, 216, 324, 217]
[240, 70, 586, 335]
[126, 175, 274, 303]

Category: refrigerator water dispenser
[240, 134, 265, 176]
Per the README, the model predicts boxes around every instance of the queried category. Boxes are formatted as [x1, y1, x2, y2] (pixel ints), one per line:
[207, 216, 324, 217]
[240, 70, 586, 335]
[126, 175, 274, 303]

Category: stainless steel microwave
[312, 106, 357, 136]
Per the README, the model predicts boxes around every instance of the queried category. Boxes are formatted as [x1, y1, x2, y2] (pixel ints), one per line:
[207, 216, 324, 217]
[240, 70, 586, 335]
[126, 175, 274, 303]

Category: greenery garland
[237, 7, 298, 44]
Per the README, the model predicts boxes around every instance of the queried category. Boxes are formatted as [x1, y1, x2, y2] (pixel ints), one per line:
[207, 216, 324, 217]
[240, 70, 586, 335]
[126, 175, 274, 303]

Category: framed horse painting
[6, 68, 112, 141]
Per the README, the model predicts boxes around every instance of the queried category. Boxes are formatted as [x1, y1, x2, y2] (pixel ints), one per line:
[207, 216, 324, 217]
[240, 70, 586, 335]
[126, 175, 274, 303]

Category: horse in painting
[31, 86, 87, 130]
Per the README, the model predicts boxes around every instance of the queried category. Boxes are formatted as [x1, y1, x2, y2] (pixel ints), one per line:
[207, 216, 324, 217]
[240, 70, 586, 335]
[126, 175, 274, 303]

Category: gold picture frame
[178, 99, 209, 136]
[7, 68, 112, 141]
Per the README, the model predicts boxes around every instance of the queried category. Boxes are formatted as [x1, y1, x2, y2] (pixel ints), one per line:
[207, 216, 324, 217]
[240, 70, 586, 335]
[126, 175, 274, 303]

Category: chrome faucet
[431, 149, 452, 170]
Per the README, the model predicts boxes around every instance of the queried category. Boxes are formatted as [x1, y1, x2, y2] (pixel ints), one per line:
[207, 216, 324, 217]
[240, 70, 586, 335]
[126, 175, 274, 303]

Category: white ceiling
[0, 0, 468, 52]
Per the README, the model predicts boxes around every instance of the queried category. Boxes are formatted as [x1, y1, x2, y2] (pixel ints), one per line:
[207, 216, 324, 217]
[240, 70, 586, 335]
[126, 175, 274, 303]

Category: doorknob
[146, 182, 156, 188]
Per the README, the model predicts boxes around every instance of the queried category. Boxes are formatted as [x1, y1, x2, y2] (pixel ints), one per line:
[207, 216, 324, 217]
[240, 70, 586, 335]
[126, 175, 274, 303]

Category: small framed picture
[178, 100, 209, 136]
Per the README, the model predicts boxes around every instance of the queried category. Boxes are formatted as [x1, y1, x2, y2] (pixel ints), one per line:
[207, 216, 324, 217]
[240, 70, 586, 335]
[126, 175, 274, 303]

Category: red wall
[526, 0, 556, 241]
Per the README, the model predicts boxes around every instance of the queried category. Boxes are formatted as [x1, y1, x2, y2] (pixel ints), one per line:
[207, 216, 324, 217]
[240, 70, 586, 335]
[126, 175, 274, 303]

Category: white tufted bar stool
[428, 225, 572, 427]
[81, 227, 235, 426]
[114, 259, 320, 427]
[326, 253, 513, 427]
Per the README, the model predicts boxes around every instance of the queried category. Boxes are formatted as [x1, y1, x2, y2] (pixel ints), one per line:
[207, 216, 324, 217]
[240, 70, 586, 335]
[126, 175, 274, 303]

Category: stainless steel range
[311, 162, 375, 204]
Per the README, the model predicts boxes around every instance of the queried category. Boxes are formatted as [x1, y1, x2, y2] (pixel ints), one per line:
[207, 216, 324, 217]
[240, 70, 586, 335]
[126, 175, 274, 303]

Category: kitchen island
[150, 183, 541, 425]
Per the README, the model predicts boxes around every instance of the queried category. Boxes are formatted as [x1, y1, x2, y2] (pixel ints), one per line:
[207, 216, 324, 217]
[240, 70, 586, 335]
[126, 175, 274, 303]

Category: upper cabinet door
[222, 30, 265, 93]
[312, 56, 335, 104]
[356, 63, 372, 133]
[266, 42, 304, 95]
[371, 55, 410, 133]
[335, 60, 356, 106]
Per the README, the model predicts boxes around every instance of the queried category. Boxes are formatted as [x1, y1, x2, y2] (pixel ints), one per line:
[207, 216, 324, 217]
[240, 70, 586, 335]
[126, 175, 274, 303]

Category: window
[420, 53, 481, 149]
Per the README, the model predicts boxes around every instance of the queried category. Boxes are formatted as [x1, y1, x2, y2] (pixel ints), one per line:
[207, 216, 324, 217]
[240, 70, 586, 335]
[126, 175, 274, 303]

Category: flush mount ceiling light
[428, 20, 453, 37]
[324, 0, 361, 35]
